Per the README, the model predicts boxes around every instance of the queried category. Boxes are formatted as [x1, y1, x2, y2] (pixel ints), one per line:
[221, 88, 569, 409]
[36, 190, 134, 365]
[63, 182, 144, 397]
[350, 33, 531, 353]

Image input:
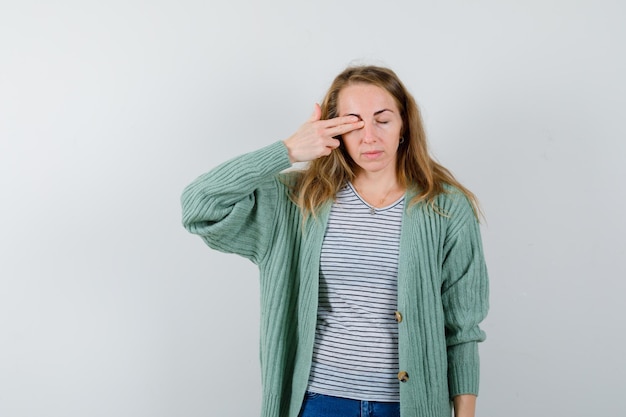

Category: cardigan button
[398, 371, 409, 382]
[394, 311, 403, 323]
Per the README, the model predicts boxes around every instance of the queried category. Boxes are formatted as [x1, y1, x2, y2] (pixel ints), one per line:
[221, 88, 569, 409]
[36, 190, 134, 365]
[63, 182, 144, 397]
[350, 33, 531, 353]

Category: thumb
[308, 103, 322, 122]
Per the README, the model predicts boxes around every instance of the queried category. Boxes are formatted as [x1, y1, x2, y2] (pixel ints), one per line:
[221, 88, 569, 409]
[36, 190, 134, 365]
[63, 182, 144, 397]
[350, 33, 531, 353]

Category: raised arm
[181, 105, 363, 263]
[181, 141, 292, 264]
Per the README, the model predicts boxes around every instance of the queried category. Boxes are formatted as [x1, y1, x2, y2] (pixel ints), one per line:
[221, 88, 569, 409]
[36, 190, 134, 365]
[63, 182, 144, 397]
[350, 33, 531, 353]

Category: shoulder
[435, 186, 482, 243]
[404, 185, 478, 240]
[406, 184, 475, 219]
[437, 185, 475, 217]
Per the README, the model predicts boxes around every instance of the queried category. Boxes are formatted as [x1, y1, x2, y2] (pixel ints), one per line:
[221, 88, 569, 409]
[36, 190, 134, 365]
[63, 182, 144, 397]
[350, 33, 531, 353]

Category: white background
[1, 1, 625, 416]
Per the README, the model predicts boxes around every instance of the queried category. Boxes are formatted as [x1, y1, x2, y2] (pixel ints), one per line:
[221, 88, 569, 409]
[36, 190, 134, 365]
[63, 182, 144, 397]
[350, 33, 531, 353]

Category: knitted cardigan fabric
[181, 141, 489, 417]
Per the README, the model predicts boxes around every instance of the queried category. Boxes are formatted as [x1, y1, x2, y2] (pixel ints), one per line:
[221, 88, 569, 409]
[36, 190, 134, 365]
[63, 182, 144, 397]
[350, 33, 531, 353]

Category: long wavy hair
[290, 65, 481, 220]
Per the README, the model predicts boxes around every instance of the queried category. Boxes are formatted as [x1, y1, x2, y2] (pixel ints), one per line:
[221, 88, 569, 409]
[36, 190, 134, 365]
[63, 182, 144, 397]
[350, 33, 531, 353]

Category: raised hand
[283, 103, 364, 163]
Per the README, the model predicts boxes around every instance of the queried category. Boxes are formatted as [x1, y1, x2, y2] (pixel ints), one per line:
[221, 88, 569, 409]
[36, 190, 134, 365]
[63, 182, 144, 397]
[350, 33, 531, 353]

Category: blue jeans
[298, 391, 400, 417]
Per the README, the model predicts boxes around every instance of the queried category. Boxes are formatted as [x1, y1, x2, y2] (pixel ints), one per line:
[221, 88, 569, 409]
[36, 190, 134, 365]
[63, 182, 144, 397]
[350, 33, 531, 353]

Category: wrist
[282, 139, 296, 164]
[453, 394, 476, 417]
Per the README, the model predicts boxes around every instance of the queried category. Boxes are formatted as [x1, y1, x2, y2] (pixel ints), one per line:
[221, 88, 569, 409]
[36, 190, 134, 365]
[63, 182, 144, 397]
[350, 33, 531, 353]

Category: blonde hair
[290, 65, 481, 220]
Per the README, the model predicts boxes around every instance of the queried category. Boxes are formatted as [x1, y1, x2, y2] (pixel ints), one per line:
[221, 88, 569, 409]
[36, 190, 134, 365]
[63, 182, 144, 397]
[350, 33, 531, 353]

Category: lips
[362, 150, 383, 159]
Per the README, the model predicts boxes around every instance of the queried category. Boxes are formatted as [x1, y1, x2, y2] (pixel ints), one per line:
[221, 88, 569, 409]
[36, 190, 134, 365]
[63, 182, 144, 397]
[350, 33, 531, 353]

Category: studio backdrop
[1, 1, 624, 416]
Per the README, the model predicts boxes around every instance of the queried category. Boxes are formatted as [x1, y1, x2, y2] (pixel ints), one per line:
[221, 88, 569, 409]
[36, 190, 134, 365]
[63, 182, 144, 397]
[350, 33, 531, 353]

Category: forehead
[337, 83, 399, 113]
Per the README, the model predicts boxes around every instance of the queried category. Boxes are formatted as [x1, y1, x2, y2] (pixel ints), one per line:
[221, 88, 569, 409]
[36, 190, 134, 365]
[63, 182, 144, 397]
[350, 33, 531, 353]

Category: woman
[182, 65, 489, 417]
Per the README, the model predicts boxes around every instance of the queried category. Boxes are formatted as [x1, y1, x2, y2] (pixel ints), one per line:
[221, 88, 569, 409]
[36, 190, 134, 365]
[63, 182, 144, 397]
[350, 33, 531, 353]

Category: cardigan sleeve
[181, 141, 293, 264]
[440, 193, 489, 398]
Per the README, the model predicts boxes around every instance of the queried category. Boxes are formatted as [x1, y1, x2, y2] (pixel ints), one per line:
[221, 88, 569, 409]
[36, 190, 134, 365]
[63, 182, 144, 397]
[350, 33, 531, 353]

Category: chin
[357, 165, 390, 175]
[358, 160, 392, 171]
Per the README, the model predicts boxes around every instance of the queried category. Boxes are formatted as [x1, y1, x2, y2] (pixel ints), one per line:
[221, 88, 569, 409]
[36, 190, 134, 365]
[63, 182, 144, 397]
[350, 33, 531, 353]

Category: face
[337, 83, 403, 178]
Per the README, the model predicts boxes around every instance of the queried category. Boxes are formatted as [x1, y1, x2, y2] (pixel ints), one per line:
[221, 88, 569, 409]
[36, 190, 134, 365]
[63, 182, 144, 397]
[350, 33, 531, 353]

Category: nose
[361, 120, 376, 143]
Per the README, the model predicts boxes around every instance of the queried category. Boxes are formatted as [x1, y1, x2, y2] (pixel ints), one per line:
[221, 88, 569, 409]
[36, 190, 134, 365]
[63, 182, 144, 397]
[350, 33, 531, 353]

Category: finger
[328, 137, 341, 149]
[322, 137, 341, 151]
[320, 138, 340, 156]
[308, 103, 322, 122]
[319, 114, 360, 128]
[326, 120, 363, 137]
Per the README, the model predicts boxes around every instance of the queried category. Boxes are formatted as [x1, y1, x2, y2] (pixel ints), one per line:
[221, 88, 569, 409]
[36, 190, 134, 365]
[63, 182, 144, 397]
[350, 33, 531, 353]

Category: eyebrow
[343, 109, 393, 118]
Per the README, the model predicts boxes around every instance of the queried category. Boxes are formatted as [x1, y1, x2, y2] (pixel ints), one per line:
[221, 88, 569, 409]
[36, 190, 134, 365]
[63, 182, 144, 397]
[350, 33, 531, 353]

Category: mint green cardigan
[182, 141, 489, 417]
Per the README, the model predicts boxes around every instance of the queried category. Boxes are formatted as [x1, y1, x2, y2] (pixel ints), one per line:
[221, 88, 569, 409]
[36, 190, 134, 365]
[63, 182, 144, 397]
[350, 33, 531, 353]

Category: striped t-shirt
[307, 183, 405, 402]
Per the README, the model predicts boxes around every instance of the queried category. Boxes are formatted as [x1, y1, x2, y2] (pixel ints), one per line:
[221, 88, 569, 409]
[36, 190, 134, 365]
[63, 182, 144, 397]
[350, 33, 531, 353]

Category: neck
[352, 169, 399, 193]
[351, 169, 405, 208]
